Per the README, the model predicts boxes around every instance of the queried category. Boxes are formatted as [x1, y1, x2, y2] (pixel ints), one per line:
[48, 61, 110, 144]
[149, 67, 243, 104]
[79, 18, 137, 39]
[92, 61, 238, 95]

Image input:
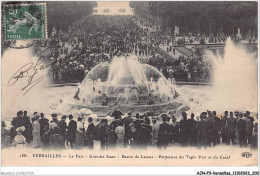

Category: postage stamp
[3, 2, 47, 40]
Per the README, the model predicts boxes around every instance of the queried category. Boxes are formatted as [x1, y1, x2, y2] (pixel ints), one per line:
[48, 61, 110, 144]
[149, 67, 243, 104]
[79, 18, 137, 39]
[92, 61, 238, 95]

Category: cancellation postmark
[3, 2, 47, 40]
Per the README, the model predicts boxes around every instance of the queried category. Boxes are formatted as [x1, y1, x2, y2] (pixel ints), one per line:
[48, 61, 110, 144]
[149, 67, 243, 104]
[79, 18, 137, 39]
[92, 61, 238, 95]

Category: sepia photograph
[1, 0, 259, 171]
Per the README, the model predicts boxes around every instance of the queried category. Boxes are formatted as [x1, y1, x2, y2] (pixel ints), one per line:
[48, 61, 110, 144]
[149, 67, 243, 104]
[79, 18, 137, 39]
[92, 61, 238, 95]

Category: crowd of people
[1, 110, 258, 150]
[32, 15, 214, 84]
[133, 15, 257, 45]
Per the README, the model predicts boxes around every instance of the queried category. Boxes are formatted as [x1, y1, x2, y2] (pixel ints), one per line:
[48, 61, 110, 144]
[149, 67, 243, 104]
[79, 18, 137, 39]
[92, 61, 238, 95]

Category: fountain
[181, 38, 258, 115]
[208, 38, 258, 112]
[69, 56, 183, 116]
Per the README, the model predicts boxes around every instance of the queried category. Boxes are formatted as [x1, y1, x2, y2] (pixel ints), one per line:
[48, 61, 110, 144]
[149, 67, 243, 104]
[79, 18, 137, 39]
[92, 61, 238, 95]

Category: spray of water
[188, 38, 258, 113]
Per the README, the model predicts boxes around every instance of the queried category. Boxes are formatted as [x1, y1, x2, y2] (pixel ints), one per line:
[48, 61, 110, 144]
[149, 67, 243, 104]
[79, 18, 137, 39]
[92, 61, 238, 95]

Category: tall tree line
[130, 1, 258, 37]
[47, 1, 97, 34]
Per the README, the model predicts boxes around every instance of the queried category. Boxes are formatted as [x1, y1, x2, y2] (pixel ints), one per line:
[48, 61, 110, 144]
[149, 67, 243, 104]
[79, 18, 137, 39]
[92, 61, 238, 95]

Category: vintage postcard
[1, 0, 259, 170]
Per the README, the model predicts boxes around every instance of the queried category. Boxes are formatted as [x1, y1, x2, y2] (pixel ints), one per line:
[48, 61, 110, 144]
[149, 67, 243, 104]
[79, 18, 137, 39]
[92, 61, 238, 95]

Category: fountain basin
[69, 99, 183, 116]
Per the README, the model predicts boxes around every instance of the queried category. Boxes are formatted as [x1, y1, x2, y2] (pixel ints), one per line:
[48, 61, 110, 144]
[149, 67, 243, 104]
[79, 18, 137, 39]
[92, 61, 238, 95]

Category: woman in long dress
[115, 121, 125, 148]
[32, 116, 42, 148]
[75, 117, 85, 149]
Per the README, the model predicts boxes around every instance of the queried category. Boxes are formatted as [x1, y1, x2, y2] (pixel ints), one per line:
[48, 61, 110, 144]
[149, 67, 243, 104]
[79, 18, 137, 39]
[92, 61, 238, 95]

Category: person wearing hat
[123, 112, 133, 146]
[42, 124, 51, 150]
[11, 112, 19, 130]
[134, 113, 144, 137]
[244, 112, 253, 146]
[14, 127, 27, 149]
[236, 112, 246, 148]
[11, 111, 24, 133]
[115, 120, 125, 148]
[226, 112, 237, 145]
[245, 111, 254, 145]
[152, 118, 159, 145]
[179, 112, 189, 147]
[39, 113, 49, 139]
[221, 111, 228, 144]
[171, 116, 180, 144]
[157, 116, 170, 150]
[67, 115, 77, 149]
[136, 118, 151, 149]
[107, 125, 118, 150]
[187, 113, 197, 146]
[212, 111, 221, 146]
[32, 115, 41, 148]
[49, 114, 58, 132]
[22, 111, 32, 143]
[251, 114, 258, 150]
[31, 112, 38, 124]
[99, 118, 108, 150]
[58, 115, 67, 138]
[85, 117, 95, 149]
[207, 111, 215, 147]
[197, 112, 208, 149]
[75, 116, 85, 149]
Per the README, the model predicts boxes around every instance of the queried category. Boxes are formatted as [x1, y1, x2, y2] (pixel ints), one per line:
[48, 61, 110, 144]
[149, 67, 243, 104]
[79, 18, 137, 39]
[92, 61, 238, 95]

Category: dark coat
[42, 130, 51, 149]
[124, 116, 134, 135]
[39, 118, 49, 137]
[58, 120, 67, 137]
[157, 123, 170, 146]
[179, 119, 189, 146]
[212, 117, 221, 133]
[67, 120, 77, 142]
[137, 124, 152, 144]
[197, 120, 208, 145]
[86, 123, 95, 137]
[237, 118, 246, 133]
[107, 130, 118, 146]
[49, 134, 64, 150]
[187, 118, 197, 135]
[12, 116, 25, 129]
[226, 117, 236, 133]
[98, 124, 107, 141]
[93, 124, 100, 140]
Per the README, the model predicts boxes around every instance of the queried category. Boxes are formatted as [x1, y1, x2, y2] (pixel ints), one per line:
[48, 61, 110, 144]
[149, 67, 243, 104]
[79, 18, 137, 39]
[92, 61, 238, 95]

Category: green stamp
[4, 3, 47, 40]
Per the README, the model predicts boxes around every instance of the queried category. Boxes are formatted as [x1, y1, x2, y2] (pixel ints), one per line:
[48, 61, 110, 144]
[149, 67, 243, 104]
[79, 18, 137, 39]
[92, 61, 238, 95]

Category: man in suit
[237, 112, 246, 147]
[12, 111, 25, 130]
[197, 112, 208, 149]
[226, 112, 237, 145]
[123, 112, 134, 146]
[221, 111, 228, 144]
[212, 111, 221, 146]
[85, 117, 95, 149]
[187, 113, 197, 146]
[157, 116, 170, 150]
[245, 111, 254, 144]
[11, 112, 19, 129]
[67, 114, 77, 149]
[49, 127, 65, 150]
[22, 111, 32, 142]
[38, 113, 49, 139]
[58, 115, 67, 138]
[179, 112, 189, 147]
[98, 119, 107, 150]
